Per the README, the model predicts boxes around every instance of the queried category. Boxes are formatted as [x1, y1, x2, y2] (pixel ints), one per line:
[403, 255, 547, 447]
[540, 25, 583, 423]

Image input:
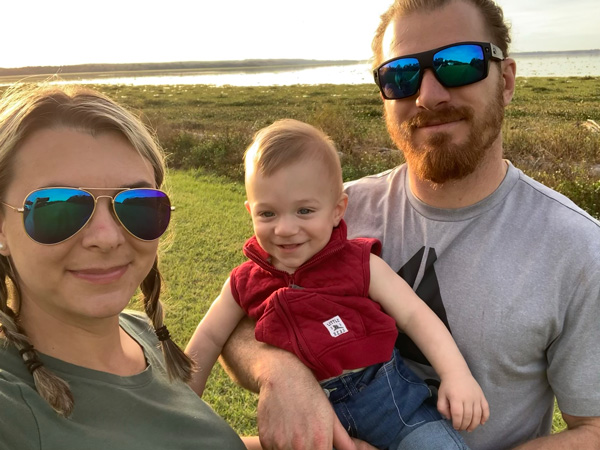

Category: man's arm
[220, 318, 375, 450]
[513, 414, 600, 449]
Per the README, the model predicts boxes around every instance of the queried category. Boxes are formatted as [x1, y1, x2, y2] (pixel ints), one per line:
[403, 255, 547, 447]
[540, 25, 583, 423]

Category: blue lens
[433, 44, 485, 87]
[114, 189, 171, 241]
[379, 57, 421, 99]
[23, 188, 95, 244]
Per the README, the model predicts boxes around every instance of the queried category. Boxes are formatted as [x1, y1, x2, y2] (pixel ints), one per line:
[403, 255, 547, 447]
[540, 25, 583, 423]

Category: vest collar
[242, 219, 348, 273]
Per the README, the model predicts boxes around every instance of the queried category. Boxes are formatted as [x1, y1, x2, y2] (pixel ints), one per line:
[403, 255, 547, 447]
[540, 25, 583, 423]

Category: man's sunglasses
[373, 41, 505, 100]
[1, 187, 173, 245]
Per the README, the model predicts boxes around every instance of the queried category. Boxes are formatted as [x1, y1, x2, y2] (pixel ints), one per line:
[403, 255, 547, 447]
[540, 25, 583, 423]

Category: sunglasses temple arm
[0, 202, 24, 213]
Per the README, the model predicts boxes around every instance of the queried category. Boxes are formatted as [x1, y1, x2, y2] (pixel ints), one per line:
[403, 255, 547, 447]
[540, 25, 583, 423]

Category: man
[221, 1, 600, 449]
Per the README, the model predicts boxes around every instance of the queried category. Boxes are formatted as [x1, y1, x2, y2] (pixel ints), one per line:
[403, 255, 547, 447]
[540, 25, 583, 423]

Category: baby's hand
[437, 374, 490, 432]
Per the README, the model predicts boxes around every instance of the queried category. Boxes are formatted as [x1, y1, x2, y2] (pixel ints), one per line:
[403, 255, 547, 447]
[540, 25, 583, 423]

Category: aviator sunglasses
[373, 41, 505, 100]
[0, 187, 173, 245]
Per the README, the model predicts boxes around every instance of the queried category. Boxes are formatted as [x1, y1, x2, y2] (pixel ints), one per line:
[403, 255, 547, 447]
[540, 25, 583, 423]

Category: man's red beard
[385, 82, 505, 184]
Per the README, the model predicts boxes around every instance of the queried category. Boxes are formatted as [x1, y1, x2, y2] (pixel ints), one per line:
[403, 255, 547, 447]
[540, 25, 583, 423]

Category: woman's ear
[0, 214, 11, 256]
[333, 193, 349, 226]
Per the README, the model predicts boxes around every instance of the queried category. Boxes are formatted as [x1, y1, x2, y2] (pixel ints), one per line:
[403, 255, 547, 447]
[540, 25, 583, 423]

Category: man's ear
[501, 57, 517, 106]
[333, 193, 349, 226]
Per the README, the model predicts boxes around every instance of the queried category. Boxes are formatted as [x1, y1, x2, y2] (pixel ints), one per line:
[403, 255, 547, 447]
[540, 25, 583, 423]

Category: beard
[385, 80, 505, 184]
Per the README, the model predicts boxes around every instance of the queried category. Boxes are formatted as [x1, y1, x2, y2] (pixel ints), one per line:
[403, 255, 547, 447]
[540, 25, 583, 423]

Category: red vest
[230, 220, 398, 380]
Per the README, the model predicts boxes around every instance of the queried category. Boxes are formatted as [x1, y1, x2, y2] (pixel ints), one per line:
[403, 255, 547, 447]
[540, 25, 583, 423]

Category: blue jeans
[321, 349, 469, 450]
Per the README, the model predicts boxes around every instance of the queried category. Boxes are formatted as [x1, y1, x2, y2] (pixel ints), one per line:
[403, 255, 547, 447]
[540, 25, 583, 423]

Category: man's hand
[255, 352, 376, 450]
[255, 366, 333, 449]
[220, 318, 376, 450]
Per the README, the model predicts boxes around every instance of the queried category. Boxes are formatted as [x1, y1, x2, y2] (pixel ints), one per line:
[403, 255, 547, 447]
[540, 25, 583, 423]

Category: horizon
[2, 48, 599, 72]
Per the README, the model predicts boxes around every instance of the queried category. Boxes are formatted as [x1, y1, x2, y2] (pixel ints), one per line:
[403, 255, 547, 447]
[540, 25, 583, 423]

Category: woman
[0, 83, 247, 449]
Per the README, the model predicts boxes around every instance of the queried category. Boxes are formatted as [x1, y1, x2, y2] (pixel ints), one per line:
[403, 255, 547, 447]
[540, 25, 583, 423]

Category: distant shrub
[555, 179, 600, 218]
[163, 130, 247, 180]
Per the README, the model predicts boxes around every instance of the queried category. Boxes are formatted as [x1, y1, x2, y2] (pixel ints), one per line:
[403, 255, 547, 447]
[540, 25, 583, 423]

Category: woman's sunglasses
[373, 41, 505, 100]
[1, 187, 173, 245]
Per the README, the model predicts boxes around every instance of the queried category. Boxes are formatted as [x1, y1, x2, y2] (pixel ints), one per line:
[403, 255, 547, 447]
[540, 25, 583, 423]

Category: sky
[2, 0, 599, 69]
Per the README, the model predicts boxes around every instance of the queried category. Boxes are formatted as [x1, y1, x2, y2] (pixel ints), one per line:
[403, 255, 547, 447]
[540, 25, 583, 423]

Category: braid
[0, 256, 74, 416]
[141, 257, 195, 382]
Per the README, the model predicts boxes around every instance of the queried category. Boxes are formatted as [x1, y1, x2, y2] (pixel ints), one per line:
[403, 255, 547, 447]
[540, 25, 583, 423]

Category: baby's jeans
[320, 348, 469, 450]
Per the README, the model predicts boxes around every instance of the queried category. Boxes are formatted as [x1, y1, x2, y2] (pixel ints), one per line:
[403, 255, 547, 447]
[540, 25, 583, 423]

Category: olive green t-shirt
[0, 312, 246, 450]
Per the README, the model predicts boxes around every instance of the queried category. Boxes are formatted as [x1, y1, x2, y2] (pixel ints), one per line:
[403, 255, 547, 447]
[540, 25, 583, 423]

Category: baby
[186, 119, 488, 449]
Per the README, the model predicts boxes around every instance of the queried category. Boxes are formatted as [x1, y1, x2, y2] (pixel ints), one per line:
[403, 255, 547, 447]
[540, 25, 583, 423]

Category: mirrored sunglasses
[1, 187, 173, 245]
[373, 41, 505, 100]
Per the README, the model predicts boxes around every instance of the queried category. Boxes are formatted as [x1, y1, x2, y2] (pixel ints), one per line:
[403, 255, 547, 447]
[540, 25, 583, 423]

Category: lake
[3, 53, 599, 87]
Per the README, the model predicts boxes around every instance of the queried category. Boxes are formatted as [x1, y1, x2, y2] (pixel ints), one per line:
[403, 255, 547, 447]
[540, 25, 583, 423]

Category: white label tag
[323, 315, 348, 337]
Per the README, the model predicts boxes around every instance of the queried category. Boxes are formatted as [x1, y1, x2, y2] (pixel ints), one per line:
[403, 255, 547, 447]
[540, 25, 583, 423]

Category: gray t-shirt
[0, 312, 245, 450]
[344, 162, 600, 450]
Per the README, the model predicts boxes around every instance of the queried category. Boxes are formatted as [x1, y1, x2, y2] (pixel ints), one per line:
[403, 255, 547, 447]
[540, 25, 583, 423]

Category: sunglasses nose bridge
[420, 53, 441, 86]
[93, 194, 115, 202]
[88, 194, 122, 224]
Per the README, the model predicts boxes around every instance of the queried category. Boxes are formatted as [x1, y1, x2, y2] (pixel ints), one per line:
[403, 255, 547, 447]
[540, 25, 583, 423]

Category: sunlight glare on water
[51, 64, 375, 87]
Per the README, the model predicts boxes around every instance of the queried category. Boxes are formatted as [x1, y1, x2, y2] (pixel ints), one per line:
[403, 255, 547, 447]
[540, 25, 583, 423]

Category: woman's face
[0, 127, 159, 329]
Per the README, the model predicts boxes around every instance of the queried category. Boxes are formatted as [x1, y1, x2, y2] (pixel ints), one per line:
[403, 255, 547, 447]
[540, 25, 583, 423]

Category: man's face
[380, 1, 513, 184]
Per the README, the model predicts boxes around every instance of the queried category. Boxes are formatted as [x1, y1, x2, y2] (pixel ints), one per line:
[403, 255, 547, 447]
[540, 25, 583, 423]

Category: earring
[0, 243, 4, 250]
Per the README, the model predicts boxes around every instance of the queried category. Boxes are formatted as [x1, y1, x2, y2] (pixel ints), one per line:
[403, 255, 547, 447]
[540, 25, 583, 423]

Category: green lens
[113, 189, 171, 241]
[434, 44, 485, 87]
[380, 57, 420, 99]
[23, 188, 95, 244]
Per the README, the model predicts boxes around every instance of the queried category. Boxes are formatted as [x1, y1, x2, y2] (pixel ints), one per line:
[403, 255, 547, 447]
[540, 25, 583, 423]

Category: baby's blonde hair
[244, 119, 343, 199]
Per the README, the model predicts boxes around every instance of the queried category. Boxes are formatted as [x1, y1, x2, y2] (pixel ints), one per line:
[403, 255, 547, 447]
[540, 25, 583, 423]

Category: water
[4, 53, 599, 87]
[513, 53, 600, 78]
[49, 64, 376, 87]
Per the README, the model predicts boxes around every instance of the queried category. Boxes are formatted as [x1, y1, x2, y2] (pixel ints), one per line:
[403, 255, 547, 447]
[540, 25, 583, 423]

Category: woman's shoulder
[118, 310, 165, 365]
[119, 310, 154, 338]
[0, 341, 40, 449]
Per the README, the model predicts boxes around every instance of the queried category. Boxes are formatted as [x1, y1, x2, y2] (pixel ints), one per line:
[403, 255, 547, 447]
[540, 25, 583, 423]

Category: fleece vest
[230, 220, 398, 380]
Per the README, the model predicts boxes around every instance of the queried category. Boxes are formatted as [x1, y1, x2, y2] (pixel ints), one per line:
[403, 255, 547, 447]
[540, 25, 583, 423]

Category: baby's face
[245, 159, 346, 273]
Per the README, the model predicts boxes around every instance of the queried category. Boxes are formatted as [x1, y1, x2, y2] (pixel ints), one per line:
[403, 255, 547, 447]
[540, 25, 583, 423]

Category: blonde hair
[371, 0, 511, 69]
[0, 84, 194, 417]
[244, 119, 344, 198]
